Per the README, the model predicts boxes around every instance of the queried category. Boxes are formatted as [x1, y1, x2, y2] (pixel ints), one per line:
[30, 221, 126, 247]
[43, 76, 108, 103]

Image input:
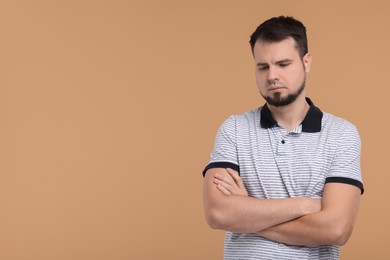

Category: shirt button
[281, 140, 285, 144]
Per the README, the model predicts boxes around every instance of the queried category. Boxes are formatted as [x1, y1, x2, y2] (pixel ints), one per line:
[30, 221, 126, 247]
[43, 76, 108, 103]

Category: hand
[213, 168, 248, 196]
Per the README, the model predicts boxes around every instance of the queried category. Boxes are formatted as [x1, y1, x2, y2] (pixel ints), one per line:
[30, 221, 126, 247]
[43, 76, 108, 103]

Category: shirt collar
[260, 97, 323, 133]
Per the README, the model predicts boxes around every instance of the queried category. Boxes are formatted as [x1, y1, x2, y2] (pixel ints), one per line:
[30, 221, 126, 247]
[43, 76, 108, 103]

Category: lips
[268, 86, 283, 91]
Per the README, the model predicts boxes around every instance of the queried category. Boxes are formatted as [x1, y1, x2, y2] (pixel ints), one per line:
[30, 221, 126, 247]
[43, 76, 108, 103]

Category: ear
[303, 53, 312, 73]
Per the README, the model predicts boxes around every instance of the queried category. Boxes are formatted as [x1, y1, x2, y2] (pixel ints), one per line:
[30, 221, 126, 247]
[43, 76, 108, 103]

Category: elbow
[330, 223, 354, 246]
[206, 211, 222, 229]
[334, 229, 352, 246]
[205, 207, 230, 230]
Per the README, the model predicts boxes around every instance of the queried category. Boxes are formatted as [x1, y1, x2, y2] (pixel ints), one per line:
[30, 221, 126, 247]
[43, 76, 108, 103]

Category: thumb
[226, 168, 243, 186]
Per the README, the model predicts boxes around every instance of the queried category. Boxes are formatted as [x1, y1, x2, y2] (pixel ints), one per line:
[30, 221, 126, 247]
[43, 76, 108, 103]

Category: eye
[279, 63, 290, 68]
[257, 66, 268, 71]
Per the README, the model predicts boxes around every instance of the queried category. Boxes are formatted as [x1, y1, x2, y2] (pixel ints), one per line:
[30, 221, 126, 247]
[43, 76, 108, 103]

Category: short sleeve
[202, 116, 239, 177]
[325, 123, 364, 194]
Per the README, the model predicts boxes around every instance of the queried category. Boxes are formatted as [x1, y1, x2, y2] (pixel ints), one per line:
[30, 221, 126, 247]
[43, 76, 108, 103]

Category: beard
[261, 78, 306, 107]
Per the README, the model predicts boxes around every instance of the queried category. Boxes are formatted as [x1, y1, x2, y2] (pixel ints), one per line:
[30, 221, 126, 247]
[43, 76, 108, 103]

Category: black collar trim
[260, 97, 323, 133]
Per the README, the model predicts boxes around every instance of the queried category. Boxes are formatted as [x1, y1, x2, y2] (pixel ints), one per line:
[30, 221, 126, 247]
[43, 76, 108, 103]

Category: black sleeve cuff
[325, 177, 364, 195]
[202, 162, 240, 177]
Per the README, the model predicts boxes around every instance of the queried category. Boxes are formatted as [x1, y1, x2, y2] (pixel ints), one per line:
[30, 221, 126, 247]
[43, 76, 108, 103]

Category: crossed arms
[203, 168, 361, 246]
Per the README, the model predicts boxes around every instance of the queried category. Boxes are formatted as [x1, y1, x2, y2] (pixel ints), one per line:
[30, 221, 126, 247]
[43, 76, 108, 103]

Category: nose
[267, 66, 279, 84]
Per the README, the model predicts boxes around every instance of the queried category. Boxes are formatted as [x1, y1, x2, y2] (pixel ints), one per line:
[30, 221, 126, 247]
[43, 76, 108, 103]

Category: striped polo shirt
[203, 98, 364, 260]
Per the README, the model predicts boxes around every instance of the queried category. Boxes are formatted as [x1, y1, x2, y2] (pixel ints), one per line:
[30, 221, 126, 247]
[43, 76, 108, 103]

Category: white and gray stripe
[203, 98, 363, 260]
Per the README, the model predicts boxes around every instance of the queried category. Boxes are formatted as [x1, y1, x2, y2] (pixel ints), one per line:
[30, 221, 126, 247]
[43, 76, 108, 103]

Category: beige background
[0, 0, 388, 259]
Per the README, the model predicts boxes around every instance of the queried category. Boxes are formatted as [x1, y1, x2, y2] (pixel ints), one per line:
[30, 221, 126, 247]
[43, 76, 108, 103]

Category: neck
[267, 95, 309, 132]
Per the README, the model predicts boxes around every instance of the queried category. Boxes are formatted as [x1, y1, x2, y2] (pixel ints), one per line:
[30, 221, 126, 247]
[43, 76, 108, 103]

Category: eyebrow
[256, 59, 293, 67]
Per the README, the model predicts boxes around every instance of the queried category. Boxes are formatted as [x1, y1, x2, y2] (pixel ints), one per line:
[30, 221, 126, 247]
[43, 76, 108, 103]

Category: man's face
[253, 37, 312, 107]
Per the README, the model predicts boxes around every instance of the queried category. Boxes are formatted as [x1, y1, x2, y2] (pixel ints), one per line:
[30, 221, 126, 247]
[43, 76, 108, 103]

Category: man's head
[250, 16, 308, 59]
[250, 16, 312, 107]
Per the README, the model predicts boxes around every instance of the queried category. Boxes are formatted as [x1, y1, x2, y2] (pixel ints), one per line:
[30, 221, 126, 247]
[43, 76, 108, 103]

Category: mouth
[268, 86, 284, 91]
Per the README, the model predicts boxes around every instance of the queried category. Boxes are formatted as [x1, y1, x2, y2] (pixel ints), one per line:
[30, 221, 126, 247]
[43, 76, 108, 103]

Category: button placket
[277, 134, 288, 155]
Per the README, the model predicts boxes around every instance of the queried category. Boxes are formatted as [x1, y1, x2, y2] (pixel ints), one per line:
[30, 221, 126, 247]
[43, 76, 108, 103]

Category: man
[202, 16, 364, 260]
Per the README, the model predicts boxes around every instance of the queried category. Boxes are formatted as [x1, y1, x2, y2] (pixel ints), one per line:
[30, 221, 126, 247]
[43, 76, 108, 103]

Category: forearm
[204, 168, 319, 233]
[257, 184, 361, 246]
[257, 210, 352, 246]
[206, 195, 317, 233]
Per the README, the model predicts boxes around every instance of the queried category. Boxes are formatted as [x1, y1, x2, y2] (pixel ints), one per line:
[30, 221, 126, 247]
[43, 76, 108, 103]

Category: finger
[214, 173, 234, 185]
[226, 169, 248, 196]
[216, 183, 232, 195]
[214, 178, 234, 192]
[234, 174, 246, 189]
[226, 168, 240, 181]
[226, 168, 243, 186]
[226, 168, 239, 176]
